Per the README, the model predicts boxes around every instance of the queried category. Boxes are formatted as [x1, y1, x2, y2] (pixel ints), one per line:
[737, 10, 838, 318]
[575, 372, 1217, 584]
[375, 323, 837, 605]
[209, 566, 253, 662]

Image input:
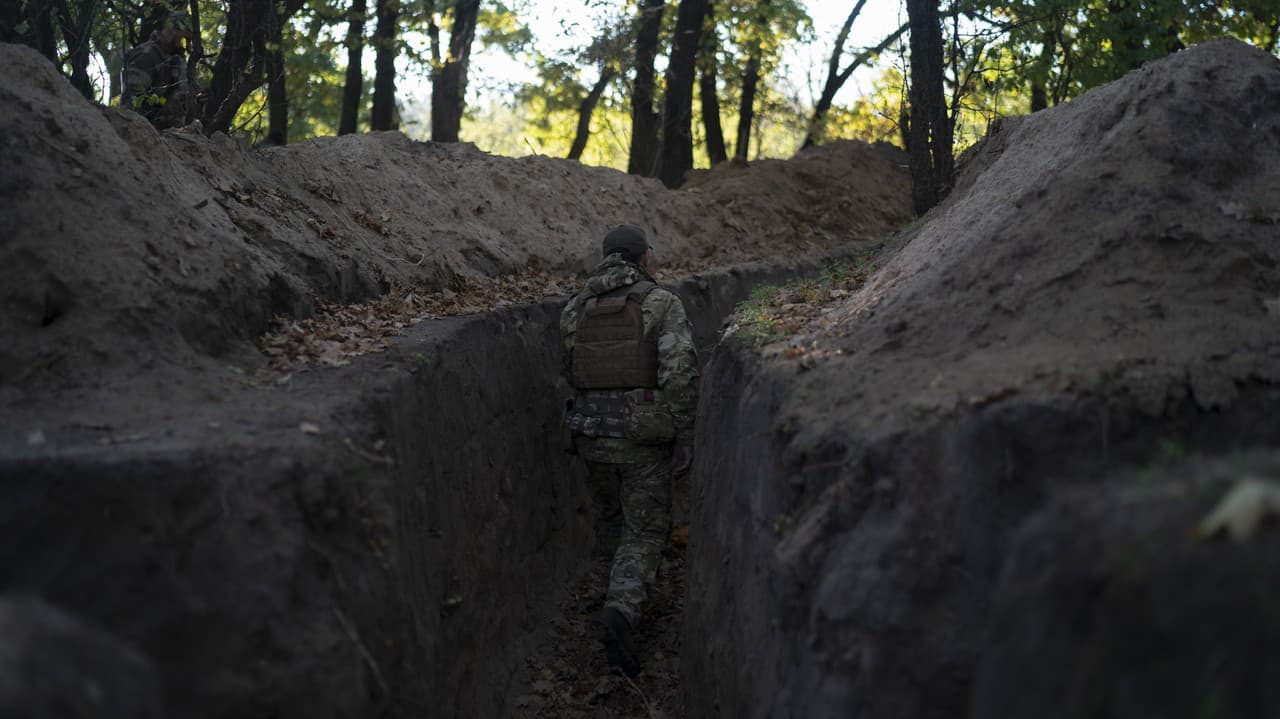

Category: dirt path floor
[514, 535, 688, 719]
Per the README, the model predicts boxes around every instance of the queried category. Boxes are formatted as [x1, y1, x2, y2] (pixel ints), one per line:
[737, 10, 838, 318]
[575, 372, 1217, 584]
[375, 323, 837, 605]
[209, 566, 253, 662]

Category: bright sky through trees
[393, 0, 905, 141]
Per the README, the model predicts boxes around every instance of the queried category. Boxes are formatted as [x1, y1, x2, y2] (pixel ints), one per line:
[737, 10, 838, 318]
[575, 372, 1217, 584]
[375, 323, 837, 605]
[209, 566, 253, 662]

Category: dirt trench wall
[682, 38, 1280, 719]
[685, 346, 1280, 719]
[0, 257, 837, 718]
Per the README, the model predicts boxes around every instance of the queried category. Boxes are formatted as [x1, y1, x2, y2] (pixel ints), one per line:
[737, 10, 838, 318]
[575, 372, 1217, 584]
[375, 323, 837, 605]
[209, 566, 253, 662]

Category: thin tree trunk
[266, 3, 287, 143]
[568, 66, 617, 161]
[425, 0, 440, 66]
[338, 0, 366, 134]
[906, 0, 952, 215]
[802, 18, 907, 148]
[25, 0, 59, 62]
[699, 0, 726, 165]
[104, 42, 122, 100]
[658, 0, 708, 187]
[204, 0, 272, 133]
[431, 0, 479, 141]
[0, 1, 20, 43]
[53, 0, 98, 99]
[733, 52, 759, 160]
[627, 0, 665, 176]
[185, 0, 204, 122]
[1029, 28, 1056, 112]
[370, 0, 398, 131]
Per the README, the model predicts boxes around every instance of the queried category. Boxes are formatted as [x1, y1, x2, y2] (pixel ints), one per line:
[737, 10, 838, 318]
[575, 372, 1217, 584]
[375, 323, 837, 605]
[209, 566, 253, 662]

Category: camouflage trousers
[583, 452, 672, 628]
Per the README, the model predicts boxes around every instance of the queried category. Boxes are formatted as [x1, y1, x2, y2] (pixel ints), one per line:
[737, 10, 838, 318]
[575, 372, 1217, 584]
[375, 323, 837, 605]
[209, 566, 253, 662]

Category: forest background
[3, 0, 1278, 211]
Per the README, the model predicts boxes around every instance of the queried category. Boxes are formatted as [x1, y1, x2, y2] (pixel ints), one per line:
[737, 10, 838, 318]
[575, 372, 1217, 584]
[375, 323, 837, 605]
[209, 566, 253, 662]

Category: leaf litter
[258, 270, 577, 377]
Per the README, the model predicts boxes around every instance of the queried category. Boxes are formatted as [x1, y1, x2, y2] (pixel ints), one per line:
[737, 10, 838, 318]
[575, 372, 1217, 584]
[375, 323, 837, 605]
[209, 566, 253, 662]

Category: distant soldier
[120, 11, 192, 129]
[560, 224, 699, 676]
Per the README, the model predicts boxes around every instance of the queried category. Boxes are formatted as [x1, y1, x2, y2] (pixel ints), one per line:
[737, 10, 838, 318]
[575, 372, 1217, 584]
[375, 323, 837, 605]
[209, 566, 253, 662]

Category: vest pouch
[623, 388, 675, 445]
[560, 398, 577, 454]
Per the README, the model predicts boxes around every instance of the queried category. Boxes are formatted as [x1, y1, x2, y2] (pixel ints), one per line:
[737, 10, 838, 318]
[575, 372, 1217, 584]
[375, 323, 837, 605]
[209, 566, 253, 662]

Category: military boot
[593, 606, 641, 677]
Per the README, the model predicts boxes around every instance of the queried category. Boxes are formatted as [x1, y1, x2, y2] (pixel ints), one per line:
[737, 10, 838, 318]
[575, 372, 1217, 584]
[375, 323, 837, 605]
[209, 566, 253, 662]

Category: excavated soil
[0, 38, 908, 409]
[688, 38, 1280, 718]
[760, 38, 1280, 435]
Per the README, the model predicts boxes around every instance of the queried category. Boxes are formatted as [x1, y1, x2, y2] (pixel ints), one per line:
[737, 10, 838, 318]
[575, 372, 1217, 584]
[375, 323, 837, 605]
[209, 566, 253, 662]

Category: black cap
[602, 224, 651, 260]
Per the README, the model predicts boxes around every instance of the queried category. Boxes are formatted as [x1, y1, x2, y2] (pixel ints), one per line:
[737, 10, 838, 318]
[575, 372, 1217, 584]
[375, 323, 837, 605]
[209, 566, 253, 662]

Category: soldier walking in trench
[120, 11, 193, 130]
[560, 224, 699, 676]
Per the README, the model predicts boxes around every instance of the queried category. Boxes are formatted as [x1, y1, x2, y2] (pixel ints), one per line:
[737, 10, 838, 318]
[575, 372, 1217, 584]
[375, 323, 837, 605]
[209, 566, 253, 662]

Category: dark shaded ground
[515, 540, 687, 719]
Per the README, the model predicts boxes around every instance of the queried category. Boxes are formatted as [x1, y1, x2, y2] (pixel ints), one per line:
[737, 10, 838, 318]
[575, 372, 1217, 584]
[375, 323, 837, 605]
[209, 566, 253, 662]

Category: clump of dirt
[759, 38, 1280, 435]
[0, 40, 910, 402]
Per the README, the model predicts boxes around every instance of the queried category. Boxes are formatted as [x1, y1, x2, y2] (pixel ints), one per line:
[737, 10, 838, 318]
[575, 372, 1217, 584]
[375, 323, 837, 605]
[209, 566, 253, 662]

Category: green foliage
[719, 0, 813, 76]
[821, 65, 906, 147]
[959, 0, 1280, 118]
[479, 2, 534, 53]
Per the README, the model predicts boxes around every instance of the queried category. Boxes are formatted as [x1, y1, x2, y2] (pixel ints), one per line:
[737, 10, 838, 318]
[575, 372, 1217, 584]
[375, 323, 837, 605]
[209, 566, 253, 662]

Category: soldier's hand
[672, 445, 693, 481]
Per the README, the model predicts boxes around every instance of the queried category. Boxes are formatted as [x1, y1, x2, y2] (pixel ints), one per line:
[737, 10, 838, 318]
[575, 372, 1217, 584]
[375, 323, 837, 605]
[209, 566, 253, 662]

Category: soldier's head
[602, 224, 652, 268]
[156, 11, 192, 51]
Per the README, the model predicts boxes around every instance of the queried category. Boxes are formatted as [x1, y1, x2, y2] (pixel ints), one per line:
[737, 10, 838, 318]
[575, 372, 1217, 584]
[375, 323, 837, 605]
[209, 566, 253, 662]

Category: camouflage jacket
[121, 41, 189, 129]
[561, 255, 699, 456]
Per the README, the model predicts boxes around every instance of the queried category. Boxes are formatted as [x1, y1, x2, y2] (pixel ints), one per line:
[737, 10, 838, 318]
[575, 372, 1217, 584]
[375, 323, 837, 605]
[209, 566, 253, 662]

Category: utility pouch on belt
[623, 388, 675, 445]
[560, 398, 577, 454]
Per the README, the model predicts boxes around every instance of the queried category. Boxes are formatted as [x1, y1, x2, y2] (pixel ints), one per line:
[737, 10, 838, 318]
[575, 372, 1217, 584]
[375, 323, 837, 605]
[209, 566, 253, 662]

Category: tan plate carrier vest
[571, 280, 659, 389]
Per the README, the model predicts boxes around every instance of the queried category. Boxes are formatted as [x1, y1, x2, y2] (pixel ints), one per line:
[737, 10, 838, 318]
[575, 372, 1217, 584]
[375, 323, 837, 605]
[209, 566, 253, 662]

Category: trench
[11, 245, 1278, 719]
[0, 253, 849, 719]
[684, 344, 1280, 719]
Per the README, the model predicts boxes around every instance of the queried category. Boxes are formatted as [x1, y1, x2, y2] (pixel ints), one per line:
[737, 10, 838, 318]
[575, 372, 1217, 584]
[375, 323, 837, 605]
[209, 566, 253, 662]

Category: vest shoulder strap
[625, 280, 658, 302]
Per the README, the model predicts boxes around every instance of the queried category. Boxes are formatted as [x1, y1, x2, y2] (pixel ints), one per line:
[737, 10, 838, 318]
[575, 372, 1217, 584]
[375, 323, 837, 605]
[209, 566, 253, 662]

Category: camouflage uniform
[121, 38, 189, 129]
[561, 253, 699, 627]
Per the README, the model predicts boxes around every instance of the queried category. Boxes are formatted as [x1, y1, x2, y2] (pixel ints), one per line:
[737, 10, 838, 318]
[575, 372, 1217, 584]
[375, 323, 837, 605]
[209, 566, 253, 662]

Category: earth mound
[688, 37, 1280, 719]
[796, 36, 1280, 434]
[0, 40, 910, 400]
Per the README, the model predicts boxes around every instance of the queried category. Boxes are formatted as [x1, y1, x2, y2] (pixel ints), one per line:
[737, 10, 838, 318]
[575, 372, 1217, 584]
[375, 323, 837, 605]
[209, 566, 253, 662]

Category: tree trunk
[104, 43, 122, 101]
[568, 66, 616, 161]
[370, 0, 398, 131]
[658, 0, 708, 187]
[425, 0, 440, 65]
[803, 0, 862, 149]
[204, 0, 272, 134]
[25, 0, 59, 62]
[1029, 27, 1057, 112]
[626, 0, 665, 176]
[430, 0, 479, 141]
[265, 4, 287, 143]
[0, 1, 20, 43]
[54, 0, 98, 99]
[698, 1, 727, 165]
[338, 0, 366, 134]
[802, 17, 907, 148]
[185, 0, 204, 122]
[906, 0, 952, 215]
[733, 52, 759, 160]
